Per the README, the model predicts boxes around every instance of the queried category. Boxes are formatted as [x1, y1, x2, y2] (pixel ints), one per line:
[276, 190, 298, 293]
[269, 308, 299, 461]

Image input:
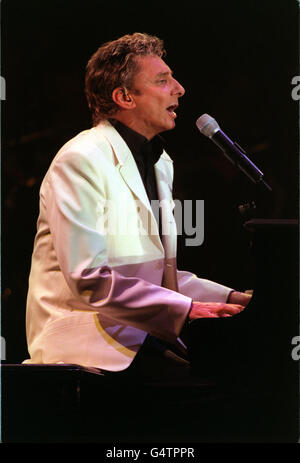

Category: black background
[1, 0, 299, 363]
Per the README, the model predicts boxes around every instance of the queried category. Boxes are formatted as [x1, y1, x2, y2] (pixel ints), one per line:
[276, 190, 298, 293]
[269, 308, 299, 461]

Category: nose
[171, 77, 185, 97]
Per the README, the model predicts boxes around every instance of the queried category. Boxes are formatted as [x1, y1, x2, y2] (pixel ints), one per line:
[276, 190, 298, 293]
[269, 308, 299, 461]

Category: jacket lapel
[96, 121, 179, 291]
[95, 121, 163, 250]
[119, 151, 153, 216]
[155, 154, 179, 292]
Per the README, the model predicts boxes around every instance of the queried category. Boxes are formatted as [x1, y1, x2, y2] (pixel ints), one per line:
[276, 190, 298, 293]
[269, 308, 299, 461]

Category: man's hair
[85, 32, 166, 125]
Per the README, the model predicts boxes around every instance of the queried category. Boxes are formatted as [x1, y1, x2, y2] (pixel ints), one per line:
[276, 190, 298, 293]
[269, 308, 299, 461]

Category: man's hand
[188, 290, 252, 320]
[188, 301, 244, 320]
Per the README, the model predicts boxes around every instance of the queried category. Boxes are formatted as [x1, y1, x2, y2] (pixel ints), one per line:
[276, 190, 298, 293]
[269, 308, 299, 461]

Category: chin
[154, 120, 176, 137]
[163, 121, 176, 132]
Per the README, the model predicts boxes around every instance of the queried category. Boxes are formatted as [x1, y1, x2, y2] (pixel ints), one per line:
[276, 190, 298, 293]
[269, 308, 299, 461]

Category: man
[24, 33, 250, 378]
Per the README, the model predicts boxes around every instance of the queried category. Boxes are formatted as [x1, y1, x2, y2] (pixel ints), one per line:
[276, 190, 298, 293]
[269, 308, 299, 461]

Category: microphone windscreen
[196, 114, 220, 138]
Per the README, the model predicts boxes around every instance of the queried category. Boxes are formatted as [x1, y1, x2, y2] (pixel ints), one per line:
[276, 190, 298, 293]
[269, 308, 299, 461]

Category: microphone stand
[237, 177, 272, 221]
[238, 199, 258, 221]
[226, 150, 273, 222]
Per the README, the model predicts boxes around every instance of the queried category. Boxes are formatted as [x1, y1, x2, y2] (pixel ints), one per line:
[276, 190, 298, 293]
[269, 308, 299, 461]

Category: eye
[157, 79, 167, 85]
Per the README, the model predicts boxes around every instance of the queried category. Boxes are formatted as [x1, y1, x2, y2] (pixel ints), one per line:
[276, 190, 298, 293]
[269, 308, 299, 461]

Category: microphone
[196, 114, 272, 191]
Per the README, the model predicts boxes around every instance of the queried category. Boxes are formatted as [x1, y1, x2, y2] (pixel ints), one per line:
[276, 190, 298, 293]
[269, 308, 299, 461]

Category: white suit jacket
[24, 120, 232, 371]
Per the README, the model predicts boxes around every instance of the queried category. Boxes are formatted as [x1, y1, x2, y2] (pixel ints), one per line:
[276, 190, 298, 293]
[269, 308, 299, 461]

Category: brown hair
[85, 32, 166, 125]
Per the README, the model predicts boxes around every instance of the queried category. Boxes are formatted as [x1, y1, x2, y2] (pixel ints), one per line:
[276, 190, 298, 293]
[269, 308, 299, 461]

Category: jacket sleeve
[177, 269, 233, 303]
[43, 148, 192, 343]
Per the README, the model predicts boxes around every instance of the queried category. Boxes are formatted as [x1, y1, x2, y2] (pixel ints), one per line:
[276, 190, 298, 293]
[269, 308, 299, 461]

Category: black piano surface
[185, 219, 299, 442]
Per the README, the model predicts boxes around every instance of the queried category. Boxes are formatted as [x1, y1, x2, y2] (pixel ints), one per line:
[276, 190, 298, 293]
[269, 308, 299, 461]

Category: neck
[111, 113, 155, 140]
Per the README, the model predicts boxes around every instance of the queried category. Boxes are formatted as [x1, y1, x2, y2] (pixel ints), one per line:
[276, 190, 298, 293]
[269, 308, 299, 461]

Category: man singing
[24, 32, 250, 379]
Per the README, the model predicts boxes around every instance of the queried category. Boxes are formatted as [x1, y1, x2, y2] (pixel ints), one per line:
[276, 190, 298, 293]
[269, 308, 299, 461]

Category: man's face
[129, 55, 185, 140]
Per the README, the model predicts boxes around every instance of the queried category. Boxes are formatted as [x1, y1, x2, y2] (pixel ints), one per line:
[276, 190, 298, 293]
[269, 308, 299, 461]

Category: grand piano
[185, 218, 299, 442]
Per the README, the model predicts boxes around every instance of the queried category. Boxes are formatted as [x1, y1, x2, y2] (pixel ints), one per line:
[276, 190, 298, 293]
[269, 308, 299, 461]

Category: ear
[112, 87, 136, 110]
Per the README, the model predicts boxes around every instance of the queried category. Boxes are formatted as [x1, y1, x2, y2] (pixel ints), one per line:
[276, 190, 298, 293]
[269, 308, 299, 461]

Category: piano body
[186, 219, 299, 442]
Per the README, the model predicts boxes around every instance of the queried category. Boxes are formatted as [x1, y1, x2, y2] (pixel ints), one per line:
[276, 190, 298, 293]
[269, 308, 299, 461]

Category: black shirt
[110, 119, 164, 204]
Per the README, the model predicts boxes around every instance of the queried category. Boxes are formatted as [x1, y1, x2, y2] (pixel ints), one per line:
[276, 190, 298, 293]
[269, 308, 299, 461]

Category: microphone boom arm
[196, 114, 272, 192]
[212, 131, 272, 191]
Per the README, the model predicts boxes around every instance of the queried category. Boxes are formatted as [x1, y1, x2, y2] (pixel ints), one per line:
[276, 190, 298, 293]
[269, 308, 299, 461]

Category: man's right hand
[189, 301, 244, 320]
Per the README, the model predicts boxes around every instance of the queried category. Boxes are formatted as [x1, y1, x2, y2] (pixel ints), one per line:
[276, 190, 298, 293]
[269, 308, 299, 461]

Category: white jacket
[24, 121, 232, 371]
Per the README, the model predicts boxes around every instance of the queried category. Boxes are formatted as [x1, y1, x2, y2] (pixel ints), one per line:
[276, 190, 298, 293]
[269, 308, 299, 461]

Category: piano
[185, 219, 299, 442]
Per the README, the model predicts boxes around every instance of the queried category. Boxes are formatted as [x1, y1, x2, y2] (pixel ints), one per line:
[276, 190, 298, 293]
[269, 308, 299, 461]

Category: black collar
[109, 119, 164, 165]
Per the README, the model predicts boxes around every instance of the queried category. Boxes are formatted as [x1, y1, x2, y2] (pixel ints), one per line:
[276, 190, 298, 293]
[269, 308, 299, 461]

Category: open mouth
[166, 104, 178, 117]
